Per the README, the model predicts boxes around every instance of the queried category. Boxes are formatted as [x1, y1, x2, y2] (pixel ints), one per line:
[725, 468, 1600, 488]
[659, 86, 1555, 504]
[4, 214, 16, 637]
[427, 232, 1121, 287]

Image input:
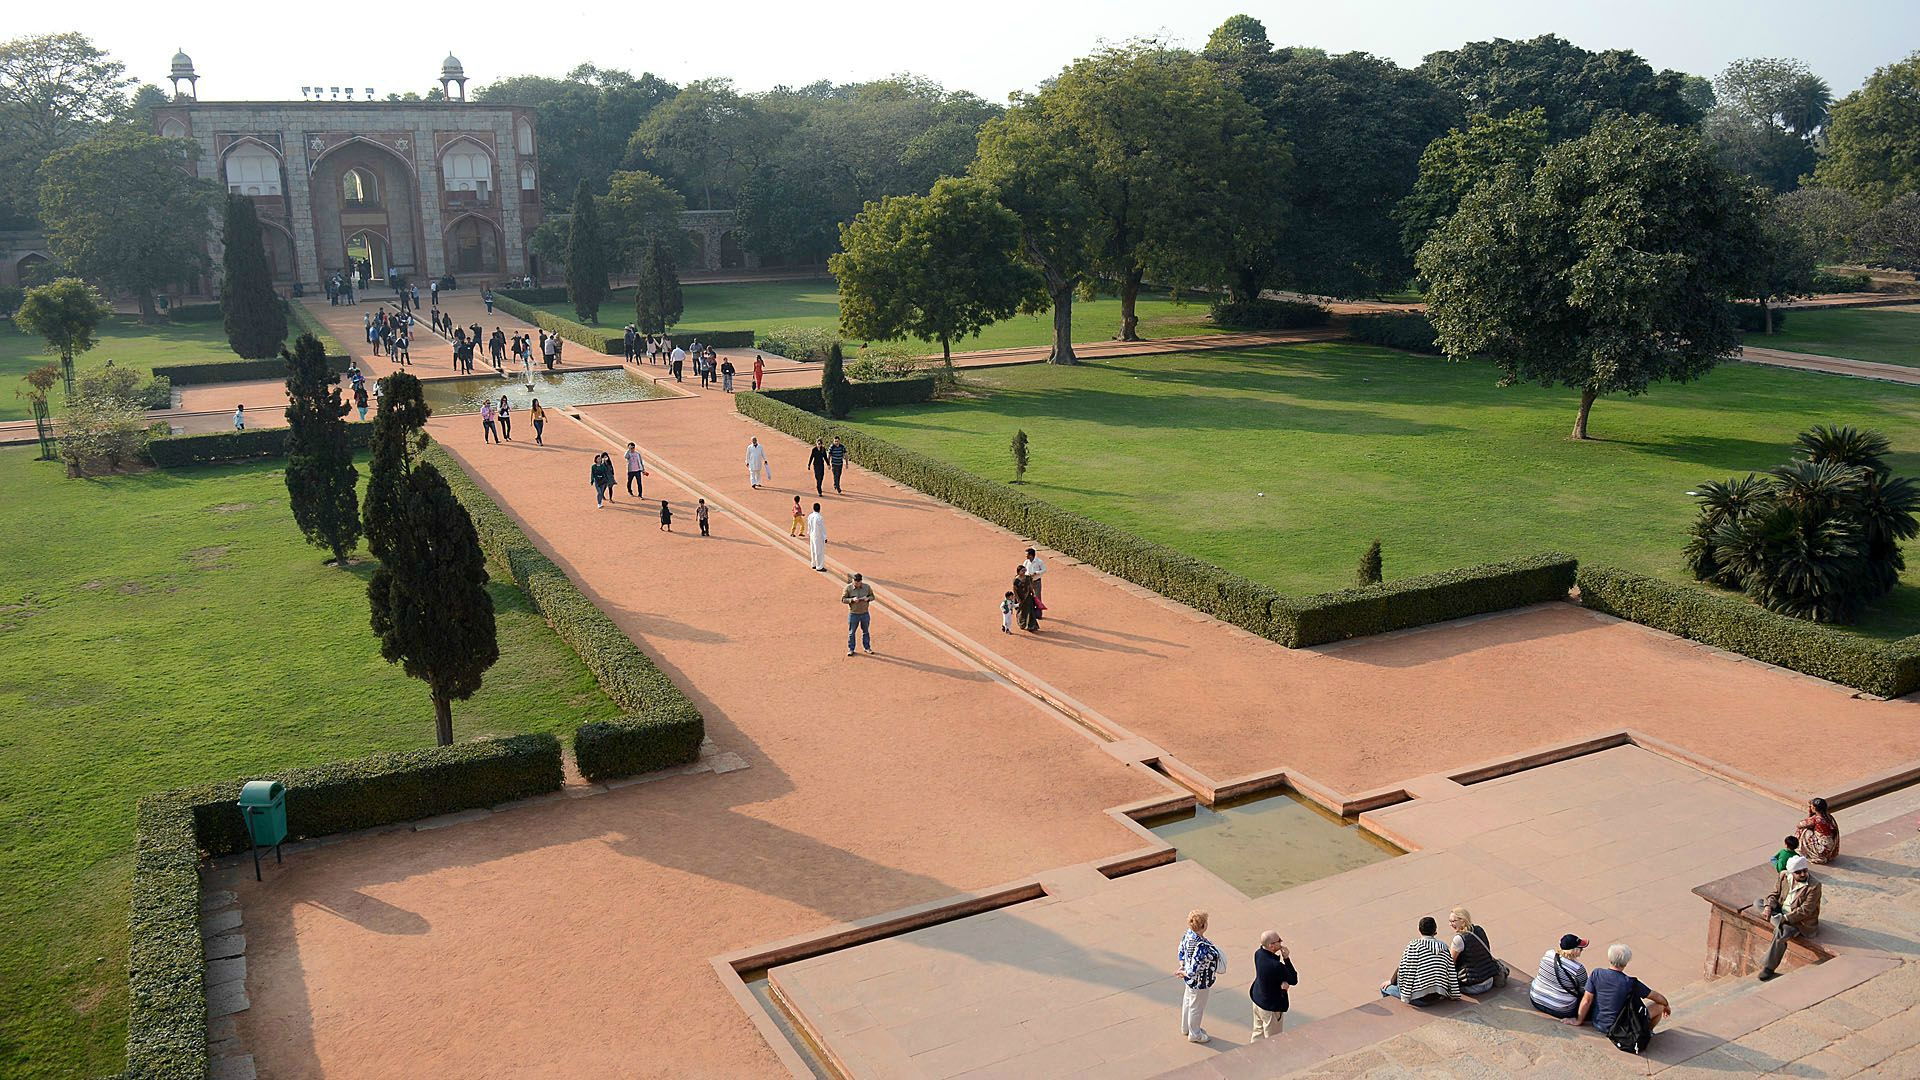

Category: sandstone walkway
[1740, 345, 1920, 385]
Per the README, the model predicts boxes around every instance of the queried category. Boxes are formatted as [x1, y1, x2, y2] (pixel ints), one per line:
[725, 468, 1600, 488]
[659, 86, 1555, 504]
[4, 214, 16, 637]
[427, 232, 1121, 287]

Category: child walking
[696, 499, 710, 537]
[658, 500, 673, 532]
[1001, 590, 1016, 634]
[791, 496, 806, 537]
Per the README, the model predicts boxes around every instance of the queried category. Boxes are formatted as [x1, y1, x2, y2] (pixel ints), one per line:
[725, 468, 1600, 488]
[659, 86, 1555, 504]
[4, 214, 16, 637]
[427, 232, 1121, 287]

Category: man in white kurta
[746, 438, 770, 487]
[807, 504, 827, 570]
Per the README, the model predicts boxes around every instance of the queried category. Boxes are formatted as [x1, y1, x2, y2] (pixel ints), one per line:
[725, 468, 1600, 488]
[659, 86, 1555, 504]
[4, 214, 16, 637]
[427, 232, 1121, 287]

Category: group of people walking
[363, 309, 412, 363]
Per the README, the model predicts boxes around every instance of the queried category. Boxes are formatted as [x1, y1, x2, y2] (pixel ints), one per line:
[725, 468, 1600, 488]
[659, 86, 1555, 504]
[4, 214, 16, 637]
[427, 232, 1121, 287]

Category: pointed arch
[222, 137, 284, 196]
[309, 135, 417, 178]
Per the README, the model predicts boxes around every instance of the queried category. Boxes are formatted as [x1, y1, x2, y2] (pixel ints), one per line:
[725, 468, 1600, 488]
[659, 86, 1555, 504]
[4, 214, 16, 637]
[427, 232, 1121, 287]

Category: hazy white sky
[24, 0, 1920, 102]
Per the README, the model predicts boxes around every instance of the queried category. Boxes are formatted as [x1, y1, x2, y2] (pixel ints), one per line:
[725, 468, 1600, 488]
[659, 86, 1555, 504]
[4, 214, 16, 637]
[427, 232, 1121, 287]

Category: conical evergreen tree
[221, 195, 287, 358]
[361, 372, 497, 745]
[633, 237, 683, 334]
[283, 333, 361, 563]
[565, 179, 610, 322]
[821, 342, 849, 420]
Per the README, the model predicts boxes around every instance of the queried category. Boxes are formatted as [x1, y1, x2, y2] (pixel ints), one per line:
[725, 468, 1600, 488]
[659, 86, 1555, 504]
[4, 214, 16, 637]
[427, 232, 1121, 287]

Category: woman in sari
[1013, 568, 1039, 633]
[1796, 798, 1839, 864]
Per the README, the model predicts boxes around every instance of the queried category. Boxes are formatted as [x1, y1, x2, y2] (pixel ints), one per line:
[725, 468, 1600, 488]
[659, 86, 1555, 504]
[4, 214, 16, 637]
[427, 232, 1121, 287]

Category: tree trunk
[1117, 267, 1144, 342]
[1050, 287, 1077, 365]
[1232, 265, 1261, 304]
[137, 291, 160, 325]
[941, 334, 951, 365]
[1572, 388, 1598, 441]
[433, 693, 453, 747]
[1761, 297, 1774, 334]
[59, 349, 74, 398]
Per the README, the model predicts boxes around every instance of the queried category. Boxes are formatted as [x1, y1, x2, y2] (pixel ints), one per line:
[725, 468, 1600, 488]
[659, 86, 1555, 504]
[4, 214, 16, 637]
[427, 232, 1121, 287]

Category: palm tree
[1794, 424, 1889, 472]
[1777, 73, 1833, 139]
[1685, 475, 1771, 586]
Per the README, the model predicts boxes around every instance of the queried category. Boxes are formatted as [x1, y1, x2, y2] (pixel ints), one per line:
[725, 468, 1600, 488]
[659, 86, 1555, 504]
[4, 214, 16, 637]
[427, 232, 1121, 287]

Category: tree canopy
[476, 64, 675, 211]
[0, 32, 135, 228]
[1419, 34, 1701, 141]
[38, 132, 216, 321]
[1813, 51, 1920, 206]
[13, 277, 111, 396]
[1417, 116, 1763, 440]
[1705, 58, 1832, 191]
[1397, 107, 1550, 258]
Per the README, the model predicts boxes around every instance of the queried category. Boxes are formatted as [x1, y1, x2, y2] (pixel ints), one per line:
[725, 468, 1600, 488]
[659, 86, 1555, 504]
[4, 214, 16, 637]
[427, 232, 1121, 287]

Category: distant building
[152, 50, 542, 293]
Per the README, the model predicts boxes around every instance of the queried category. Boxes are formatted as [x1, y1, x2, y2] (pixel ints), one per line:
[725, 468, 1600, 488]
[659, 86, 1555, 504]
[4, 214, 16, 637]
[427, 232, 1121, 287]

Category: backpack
[1608, 996, 1652, 1054]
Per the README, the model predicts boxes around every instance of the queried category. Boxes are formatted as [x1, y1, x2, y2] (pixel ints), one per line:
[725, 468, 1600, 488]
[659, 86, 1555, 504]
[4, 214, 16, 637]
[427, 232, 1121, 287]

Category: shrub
[164, 302, 224, 323]
[146, 423, 375, 467]
[496, 286, 570, 304]
[61, 370, 154, 473]
[1356, 540, 1383, 586]
[1347, 312, 1442, 354]
[1809, 269, 1874, 294]
[77, 365, 170, 410]
[1210, 298, 1330, 330]
[821, 343, 848, 419]
[1577, 565, 1920, 697]
[428, 444, 704, 778]
[735, 391, 1576, 647]
[758, 324, 840, 362]
[124, 734, 565, 1080]
[1732, 303, 1789, 333]
[1010, 429, 1029, 483]
[846, 348, 923, 383]
[153, 355, 349, 386]
[0, 284, 23, 320]
[758, 378, 935, 416]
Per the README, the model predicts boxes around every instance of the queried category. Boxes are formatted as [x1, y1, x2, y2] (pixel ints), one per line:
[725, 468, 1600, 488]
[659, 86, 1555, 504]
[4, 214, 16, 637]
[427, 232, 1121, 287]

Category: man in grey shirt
[842, 572, 874, 656]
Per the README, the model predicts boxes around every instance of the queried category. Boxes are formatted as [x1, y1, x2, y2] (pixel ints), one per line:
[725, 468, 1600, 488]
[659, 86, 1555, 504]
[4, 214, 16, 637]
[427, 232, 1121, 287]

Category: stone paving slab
[772, 747, 1790, 1079]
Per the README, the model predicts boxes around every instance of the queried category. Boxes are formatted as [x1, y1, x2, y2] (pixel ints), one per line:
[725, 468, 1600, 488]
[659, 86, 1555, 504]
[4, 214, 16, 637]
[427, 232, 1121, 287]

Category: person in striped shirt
[1175, 910, 1225, 1043]
[1381, 916, 1461, 1006]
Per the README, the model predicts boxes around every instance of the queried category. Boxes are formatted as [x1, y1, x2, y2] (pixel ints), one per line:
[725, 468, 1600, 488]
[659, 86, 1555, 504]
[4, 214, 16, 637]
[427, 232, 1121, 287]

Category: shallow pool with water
[416, 367, 671, 415]
[1144, 788, 1401, 897]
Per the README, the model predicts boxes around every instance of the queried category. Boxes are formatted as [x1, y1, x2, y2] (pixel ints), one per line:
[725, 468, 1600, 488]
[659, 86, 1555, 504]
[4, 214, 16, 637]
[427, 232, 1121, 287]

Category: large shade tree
[38, 132, 216, 322]
[1418, 33, 1702, 141]
[1813, 51, 1920, 206]
[0, 32, 133, 228]
[1417, 116, 1764, 440]
[1396, 107, 1550, 258]
[1705, 58, 1832, 192]
[832, 176, 1043, 363]
[475, 64, 676, 211]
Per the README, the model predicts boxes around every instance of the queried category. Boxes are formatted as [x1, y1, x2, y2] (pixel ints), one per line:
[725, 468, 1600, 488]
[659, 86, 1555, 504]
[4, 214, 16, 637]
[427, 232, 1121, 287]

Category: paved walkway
[1740, 345, 1920, 385]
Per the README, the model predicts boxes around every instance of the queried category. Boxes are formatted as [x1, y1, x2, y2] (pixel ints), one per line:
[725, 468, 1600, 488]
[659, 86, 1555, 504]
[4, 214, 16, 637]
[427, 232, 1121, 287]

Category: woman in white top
[1529, 934, 1589, 1019]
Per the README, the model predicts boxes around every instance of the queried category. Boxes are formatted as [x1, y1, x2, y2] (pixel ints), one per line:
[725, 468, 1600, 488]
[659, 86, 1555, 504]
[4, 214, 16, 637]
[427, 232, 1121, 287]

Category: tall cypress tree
[633, 237, 683, 334]
[221, 195, 288, 358]
[565, 179, 610, 322]
[283, 333, 361, 563]
[362, 372, 498, 746]
[820, 341, 849, 419]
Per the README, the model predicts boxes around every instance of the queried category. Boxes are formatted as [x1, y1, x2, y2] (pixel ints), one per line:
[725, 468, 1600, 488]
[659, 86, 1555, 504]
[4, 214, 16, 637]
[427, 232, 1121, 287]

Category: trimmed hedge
[1810, 269, 1873, 294]
[284, 298, 351, 360]
[151, 354, 350, 386]
[146, 422, 374, 466]
[1576, 564, 1920, 698]
[166, 302, 224, 323]
[492, 292, 753, 353]
[1210, 298, 1330, 330]
[428, 443, 705, 780]
[124, 734, 564, 1080]
[496, 286, 569, 305]
[760, 377, 935, 415]
[1347, 312, 1442, 354]
[736, 390, 1574, 647]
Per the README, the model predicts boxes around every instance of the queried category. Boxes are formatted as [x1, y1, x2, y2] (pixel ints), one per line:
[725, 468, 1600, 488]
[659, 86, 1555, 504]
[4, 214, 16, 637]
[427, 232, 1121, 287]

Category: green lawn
[845, 343, 1920, 640]
[536, 277, 1221, 352]
[0, 450, 622, 1079]
[0, 317, 234, 421]
[1757, 306, 1920, 367]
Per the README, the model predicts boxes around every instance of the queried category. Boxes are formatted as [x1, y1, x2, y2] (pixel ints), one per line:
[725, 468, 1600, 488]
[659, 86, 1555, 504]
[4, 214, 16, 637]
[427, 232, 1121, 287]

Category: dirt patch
[208, 502, 256, 514]
[80, 580, 105, 590]
[184, 545, 232, 571]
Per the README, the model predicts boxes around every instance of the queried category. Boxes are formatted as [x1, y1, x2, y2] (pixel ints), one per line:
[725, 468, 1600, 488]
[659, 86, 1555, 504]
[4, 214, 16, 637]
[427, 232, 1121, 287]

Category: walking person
[530, 399, 546, 445]
[624, 325, 638, 362]
[721, 357, 736, 392]
[791, 495, 807, 537]
[482, 287, 494, 314]
[842, 572, 874, 655]
[670, 343, 686, 382]
[746, 437, 771, 488]
[1013, 568, 1039, 633]
[1176, 910, 1224, 1044]
[590, 452, 615, 508]
[658, 499, 673, 532]
[233, 404, 246, 430]
[481, 400, 500, 443]
[1023, 547, 1048, 610]
[809, 439, 829, 496]
[625, 442, 646, 497]
[696, 499, 710, 537]
[828, 436, 848, 493]
[807, 503, 827, 571]
[752, 353, 765, 390]
[1001, 590, 1016, 634]
[1250, 930, 1298, 1040]
[496, 396, 513, 441]
[353, 382, 369, 421]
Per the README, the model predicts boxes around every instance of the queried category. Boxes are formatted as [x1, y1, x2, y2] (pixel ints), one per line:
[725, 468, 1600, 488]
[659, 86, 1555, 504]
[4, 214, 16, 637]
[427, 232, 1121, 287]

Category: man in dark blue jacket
[1250, 930, 1299, 1039]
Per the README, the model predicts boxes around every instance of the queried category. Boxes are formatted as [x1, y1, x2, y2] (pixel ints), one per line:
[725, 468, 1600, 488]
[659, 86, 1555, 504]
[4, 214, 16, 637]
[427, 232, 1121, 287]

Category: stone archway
[261, 225, 297, 282]
[444, 215, 502, 277]
[309, 139, 422, 281]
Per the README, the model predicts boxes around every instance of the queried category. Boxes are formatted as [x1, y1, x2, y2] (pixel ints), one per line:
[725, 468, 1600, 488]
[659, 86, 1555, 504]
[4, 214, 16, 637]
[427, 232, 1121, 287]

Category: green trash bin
[238, 780, 287, 879]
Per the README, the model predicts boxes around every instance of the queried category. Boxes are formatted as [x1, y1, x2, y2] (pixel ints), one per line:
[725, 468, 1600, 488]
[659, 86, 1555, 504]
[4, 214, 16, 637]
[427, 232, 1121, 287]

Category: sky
[22, 0, 1920, 103]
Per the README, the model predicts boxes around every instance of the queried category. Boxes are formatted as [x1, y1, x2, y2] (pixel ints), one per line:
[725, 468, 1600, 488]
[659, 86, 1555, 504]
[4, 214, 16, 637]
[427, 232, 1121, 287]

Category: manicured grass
[534, 277, 1220, 352]
[0, 450, 623, 1079]
[0, 317, 234, 421]
[845, 343, 1920, 640]
[1757, 306, 1920, 367]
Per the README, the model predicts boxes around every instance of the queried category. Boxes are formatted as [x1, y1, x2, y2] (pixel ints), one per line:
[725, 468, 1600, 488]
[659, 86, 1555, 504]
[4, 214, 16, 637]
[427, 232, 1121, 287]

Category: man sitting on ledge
[1381, 916, 1460, 1007]
[1758, 855, 1822, 981]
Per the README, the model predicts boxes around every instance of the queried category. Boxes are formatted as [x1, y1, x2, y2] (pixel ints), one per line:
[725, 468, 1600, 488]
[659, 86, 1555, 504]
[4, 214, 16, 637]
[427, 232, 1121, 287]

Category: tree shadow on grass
[878, 384, 1456, 439]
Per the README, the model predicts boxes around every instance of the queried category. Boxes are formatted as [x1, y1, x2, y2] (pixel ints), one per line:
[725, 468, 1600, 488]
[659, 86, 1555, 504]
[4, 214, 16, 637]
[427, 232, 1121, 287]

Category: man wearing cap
[1757, 855, 1822, 981]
